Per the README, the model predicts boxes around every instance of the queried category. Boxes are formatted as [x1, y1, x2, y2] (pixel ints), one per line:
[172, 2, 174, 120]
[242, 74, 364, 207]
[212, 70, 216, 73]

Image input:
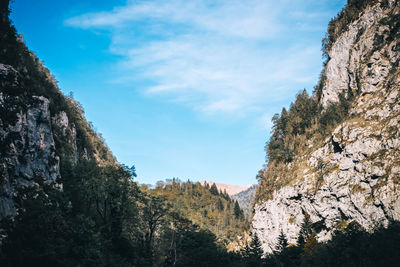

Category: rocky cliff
[253, 0, 400, 253]
[0, 4, 115, 221]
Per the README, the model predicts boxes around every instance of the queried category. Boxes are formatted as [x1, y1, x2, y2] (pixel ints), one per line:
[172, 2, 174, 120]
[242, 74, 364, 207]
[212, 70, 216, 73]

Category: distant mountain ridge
[232, 185, 257, 216]
[200, 180, 253, 196]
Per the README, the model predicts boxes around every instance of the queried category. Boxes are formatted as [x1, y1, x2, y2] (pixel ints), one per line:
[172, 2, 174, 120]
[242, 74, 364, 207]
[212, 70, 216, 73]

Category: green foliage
[319, 90, 354, 135]
[266, 90, 318, 164]
[232, 185, 256, 217]
[234, 200, 244, 220]
[1, 160, 250, 267]
[137, 180, 250, 266]
[297, 213, 314, 247]
[217, 198, 225, 211]
[257, 88, 354, 203]
[262, 220, 400, 267]
[275, 231, 289, 252]
[174, 230, 220, 267]
[242, 233, 264, 267]
[147, 180, 249, 245]
[0, 184, 104, 266]
[210, 183, 220, 196]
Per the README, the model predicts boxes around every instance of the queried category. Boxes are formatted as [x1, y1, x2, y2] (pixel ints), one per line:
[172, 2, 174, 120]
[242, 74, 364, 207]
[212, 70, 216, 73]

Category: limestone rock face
[0, 2, 117, 224]
[0, 64, 60, 218]
[253, 0, 400, 254]
[321, 0, 399, 107]
[0, 60, 107, 220]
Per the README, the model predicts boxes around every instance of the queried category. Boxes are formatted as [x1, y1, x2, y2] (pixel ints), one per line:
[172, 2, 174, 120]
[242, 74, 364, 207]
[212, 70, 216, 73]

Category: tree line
[255, 89, 353, 203]
[0, 158, 250, 266]
[248, 215, 400, 267]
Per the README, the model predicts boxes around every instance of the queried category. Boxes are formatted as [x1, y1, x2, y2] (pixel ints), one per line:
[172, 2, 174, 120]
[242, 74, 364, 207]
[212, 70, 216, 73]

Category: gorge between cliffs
[1, 0, 400, 266]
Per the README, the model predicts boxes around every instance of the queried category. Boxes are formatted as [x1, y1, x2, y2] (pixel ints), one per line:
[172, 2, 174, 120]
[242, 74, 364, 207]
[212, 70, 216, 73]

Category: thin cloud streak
[66, 0, 282, 39]
[66, 0, 333, 116]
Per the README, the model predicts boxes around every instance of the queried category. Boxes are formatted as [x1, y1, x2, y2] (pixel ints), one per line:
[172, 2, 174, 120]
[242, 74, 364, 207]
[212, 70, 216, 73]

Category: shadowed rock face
[253, 0, 400, 254]
[0, 1, 9, 22]
[0, 20, 116, 221]
[0, 0, 117, 221]
[0, 64, 60, 219]
[0, 60, 115, 220]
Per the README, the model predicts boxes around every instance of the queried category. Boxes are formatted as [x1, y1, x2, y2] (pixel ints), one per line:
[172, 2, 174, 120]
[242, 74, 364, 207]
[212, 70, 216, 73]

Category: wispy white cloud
[65, 0, 336, 117]
[66, 0, 282, 39]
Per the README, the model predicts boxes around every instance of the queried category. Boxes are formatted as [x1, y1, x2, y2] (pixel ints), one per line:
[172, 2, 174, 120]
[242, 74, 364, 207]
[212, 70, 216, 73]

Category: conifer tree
[243, 233, 264, 267]
[217, 198, 224, 211]
[234, 200, 242, 219]
[250, 233, 263, 258]
[275, 230, 289, 252]
[223, 189, 230, 200]
[210, 183, 219, 195]
[297, 213, 313, 247]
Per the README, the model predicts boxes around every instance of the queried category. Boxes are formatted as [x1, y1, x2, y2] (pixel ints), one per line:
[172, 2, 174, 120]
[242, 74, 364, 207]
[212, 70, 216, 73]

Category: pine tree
[223, 189, 230, 200]
[234, 200, 242, 219]
[210, 183, 219, 195]
[243, 233, 264, 267]
[217, 198, 224, 211]
[204, 182, 210, 190]
[275, 230, 288, 252]
[297, 213, 313, 247]
[250, 233, 264, 258]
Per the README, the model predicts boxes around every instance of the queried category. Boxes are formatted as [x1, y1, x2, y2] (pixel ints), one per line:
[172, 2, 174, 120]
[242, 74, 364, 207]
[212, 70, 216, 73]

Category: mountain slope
[200, 180, 253, 196]
[232, 185, 257, 216]
[253, 0, 400, 253]
[145, 180, 249, 245]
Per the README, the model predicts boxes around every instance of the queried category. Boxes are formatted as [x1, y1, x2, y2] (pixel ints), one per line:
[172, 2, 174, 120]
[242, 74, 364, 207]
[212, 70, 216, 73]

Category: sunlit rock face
[253, 0, 400, 254]
[321, 0, 398, 107]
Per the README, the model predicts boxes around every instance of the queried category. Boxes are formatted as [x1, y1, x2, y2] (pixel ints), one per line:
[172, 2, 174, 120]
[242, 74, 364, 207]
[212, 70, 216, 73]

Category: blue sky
[10, 0, 346, 186]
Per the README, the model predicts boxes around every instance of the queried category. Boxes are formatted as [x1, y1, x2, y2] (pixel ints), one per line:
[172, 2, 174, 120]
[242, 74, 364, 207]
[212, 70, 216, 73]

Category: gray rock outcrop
[0, 64, 60, 219]
[0, 58, 114, 220]
[253, 0, 400, 254]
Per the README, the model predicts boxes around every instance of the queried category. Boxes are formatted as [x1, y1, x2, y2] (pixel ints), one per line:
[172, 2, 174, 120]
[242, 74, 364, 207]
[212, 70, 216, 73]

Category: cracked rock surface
[253, 0, 400, 254]
[0, 64, 62, 219]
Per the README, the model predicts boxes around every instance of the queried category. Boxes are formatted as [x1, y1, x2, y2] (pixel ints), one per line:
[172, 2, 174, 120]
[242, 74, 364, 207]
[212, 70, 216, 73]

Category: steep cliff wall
[0, 4, 115, 220]
[253, 0, 400, 253]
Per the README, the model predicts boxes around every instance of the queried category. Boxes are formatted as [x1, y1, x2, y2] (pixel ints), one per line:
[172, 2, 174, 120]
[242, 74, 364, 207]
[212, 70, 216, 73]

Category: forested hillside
[232, 185, 257, 217]
[144, 180, 249, 245]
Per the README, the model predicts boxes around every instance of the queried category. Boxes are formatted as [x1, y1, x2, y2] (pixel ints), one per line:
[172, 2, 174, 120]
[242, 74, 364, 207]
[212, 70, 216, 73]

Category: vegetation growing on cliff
[255, 89, 354, 202]
[0, 0, 114, 164]
[322, 0, 384, 58]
